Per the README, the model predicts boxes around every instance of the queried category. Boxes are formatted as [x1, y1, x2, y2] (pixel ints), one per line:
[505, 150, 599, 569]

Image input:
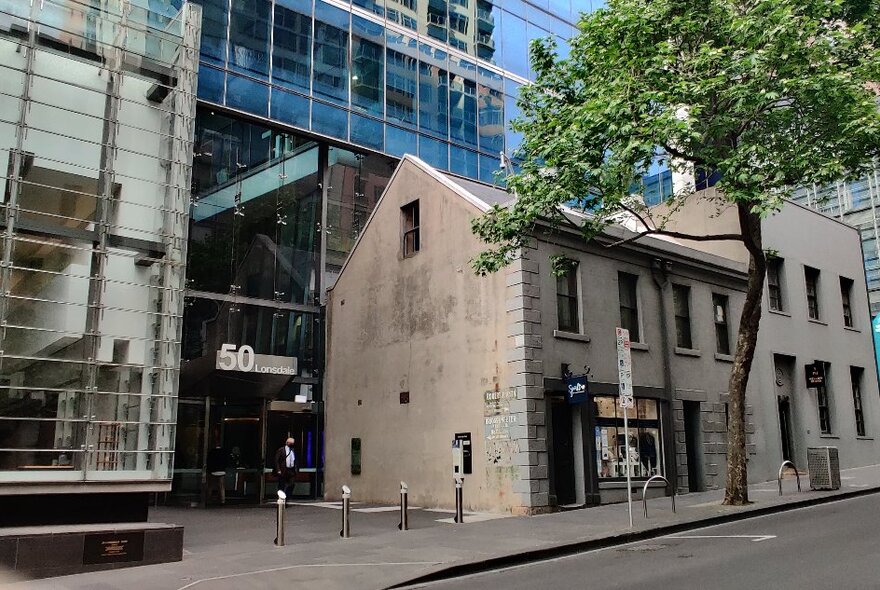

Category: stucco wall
[657, 192, 880, 475]
[324, 159, 514, 511]
[754, 203, 880, 472]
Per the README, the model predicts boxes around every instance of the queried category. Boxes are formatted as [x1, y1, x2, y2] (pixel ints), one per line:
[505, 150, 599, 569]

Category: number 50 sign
[215, 344, 298, 375]
[216, 343, 256, 371]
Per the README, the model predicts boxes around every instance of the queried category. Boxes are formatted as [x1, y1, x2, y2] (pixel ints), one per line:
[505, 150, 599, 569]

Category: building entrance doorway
[264, 405, 321, 500]
[208, 400, 263, 503]
[778, 397, 794, 462]
[550, 400, 576, 506]
[683, 401, 704, 493]
[774, 354, 797, 464]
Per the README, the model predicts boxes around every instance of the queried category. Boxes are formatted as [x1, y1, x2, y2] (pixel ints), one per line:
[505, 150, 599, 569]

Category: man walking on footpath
[274, 437, 298, 502]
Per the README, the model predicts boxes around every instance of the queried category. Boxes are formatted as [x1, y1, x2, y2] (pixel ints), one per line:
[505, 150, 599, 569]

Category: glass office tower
[174, 0, 612, 505]
[0, 0, 200, 524]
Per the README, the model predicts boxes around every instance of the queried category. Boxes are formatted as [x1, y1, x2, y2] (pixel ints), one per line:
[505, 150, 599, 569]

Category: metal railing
[642, 475, 675, 518]
[777, 461, 802, 496]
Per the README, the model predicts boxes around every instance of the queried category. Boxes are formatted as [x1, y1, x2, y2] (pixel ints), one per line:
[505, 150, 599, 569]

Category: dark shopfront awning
[180, 354, 315, 400]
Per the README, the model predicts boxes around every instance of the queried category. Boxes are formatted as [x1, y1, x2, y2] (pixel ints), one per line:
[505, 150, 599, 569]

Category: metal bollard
[454, 477, 464, 523]
[274, 490, 286, 546]
[340, 485, 351, 538]
[398, 481, 409, 531]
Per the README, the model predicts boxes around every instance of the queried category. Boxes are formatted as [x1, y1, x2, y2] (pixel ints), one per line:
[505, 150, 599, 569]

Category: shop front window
[594, 397, 663, 479]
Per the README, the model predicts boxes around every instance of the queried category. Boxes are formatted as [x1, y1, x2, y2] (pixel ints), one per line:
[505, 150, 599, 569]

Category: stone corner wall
[503, 250, 551, 512]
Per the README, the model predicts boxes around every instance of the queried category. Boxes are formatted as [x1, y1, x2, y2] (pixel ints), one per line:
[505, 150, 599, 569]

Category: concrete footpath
[4, 464, 880, 590]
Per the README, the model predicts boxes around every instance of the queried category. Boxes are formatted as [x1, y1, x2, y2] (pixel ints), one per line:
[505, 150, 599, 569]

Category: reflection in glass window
[386, 32, 419, 127]
[350, 113, 385, 151]
[199, 0, 230, 67]
[197, 64, 225, 102]
[595, 397, 663, 479]
[478, 153, 499, 184]
[500, 11, 528, 78]
[418, 45, 449, 139]
[324, 150, 394, 287]
[387, 125, 418, 157]
[449, 71, 477, 148]
[312, 100, 349, 140]
[271, 87, 311, 129]
[424, 0, 449, 43]
[228, 0, 271, 79]
[353, 0, 385, 16]
[313, 1, 350, 105]
[419, 135, 448, 169]
[273, 0, 313, 93]
[226, 74, 269, 116]
[475, 0, 500, 64]
[450, 145, 478, 178]
[504, 92, 522, 155]
[478, 68, 504, 155]
[351, 16, 385, 116]
[549, 0, 572, 24]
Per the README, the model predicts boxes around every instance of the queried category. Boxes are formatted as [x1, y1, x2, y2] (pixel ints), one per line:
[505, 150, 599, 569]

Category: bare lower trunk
[723, 204, 766, 506]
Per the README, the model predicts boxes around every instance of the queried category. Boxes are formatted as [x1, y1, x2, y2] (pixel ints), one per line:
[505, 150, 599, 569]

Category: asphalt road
[414, 494, 880, 590]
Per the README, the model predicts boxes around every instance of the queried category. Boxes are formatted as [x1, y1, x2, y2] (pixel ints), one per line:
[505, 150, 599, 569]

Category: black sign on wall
[350, 438, 361, 475]
[82, 531, 145, 565]
[805, 361, 826, 389]
[454, 432, 472, 474]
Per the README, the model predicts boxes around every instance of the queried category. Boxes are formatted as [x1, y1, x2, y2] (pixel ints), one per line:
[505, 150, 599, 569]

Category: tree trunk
[723, 204, 766, 506]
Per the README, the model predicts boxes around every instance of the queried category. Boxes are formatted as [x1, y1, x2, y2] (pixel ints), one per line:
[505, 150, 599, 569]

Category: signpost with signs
[615, 327, 634, 527]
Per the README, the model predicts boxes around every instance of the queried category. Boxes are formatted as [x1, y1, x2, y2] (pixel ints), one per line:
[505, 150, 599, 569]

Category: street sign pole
[623, 405, 633, 528]
[616, 327, 634, 528]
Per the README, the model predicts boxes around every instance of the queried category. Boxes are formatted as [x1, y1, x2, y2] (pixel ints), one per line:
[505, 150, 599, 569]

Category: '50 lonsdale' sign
[215, 344, 297, 375]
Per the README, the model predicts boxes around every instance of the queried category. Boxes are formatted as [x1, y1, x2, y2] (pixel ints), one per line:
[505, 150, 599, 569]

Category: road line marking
[176, 561, 438, 590]
[664, 534, 776, 542]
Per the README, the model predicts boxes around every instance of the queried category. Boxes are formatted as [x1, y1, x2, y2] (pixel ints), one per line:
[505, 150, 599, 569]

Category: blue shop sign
[565, 374, 589, 405]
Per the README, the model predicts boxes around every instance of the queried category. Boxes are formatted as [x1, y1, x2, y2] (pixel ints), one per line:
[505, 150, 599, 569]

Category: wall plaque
[83, 531, 145, 565]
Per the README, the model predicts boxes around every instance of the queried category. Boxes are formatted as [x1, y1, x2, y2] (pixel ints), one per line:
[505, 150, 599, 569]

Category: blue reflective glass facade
[193, 0, 594, 182]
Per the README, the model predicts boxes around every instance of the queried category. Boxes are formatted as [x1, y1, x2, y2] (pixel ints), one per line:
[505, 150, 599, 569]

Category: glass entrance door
[209, 399, 263, 503]
[264, 410, 319, 500]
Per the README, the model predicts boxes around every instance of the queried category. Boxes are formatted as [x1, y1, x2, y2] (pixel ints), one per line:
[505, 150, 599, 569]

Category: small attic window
[402, 200, 420, 257]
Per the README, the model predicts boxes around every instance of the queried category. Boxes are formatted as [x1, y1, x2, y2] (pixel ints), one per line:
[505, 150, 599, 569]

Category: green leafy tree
[472, 0, 880, 504]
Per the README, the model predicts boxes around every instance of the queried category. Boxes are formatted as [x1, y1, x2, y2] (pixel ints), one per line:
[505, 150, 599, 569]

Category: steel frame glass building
[0, 0, 200, 524]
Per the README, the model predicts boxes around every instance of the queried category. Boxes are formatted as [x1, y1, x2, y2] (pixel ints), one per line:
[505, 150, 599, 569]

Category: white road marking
[175, 561, 438, 590]
[664, 534, 776, 542]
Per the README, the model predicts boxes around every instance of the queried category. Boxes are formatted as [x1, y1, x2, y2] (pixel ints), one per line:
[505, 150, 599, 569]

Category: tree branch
[619, 202, 653, 231]
[604, 228, 745, 249]
[661, 143, 707, 167]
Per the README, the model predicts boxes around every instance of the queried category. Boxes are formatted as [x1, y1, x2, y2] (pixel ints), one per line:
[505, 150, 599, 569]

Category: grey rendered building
[323, 156, 880, 513]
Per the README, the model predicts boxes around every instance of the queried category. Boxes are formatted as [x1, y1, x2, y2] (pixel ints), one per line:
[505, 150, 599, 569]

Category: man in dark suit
[274, 437, 298, 500]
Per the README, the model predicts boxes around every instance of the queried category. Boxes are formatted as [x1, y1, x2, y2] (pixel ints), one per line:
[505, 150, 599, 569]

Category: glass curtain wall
[192, 0, 588, 183]
[0, 1, 199, 482]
